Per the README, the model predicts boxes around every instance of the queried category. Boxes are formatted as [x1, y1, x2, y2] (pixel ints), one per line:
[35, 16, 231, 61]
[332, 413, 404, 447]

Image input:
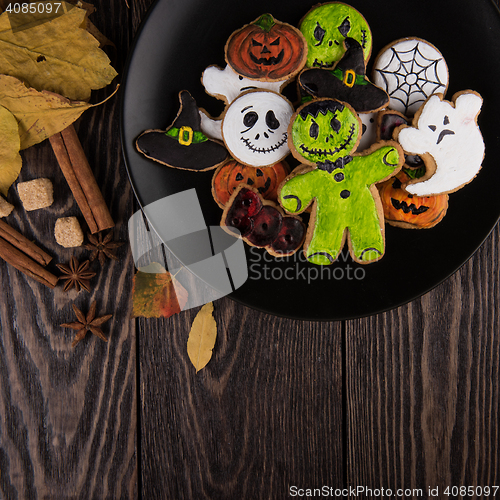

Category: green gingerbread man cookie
[279, 99, 404, 265]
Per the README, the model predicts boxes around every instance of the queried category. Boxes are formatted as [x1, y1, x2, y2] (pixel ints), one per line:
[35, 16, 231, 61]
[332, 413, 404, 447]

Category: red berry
[271, 217, 305, 255]
[246, 205, 283, 247]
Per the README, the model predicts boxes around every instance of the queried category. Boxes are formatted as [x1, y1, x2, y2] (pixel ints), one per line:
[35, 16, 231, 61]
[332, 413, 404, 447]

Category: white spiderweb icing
[374, 40, 448, 116]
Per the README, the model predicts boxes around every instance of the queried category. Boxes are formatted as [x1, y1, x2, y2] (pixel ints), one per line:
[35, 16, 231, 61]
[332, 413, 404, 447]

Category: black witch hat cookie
[298, 38, 389, 113]
[136, 90, 229, 171]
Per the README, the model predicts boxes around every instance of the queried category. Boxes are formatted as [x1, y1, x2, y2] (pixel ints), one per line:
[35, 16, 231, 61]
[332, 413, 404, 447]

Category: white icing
[357, 112, 378, 152]
[373, 38, 448, 116]
[397, 92, 484, 196]
[199, 109, 223, 141]
[222, 90, 292, 167]
[202, 65, 286, 104]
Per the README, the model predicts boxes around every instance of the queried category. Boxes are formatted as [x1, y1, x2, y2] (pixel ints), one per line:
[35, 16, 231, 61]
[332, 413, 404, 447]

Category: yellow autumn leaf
[0, 1, 117, 101]
[0, 75, 94, 150]
[0, 105, 22, 196]
[187, 302, 217, 372]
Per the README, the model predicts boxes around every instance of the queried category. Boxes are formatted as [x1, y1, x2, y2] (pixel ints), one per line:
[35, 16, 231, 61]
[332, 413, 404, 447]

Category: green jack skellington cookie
[279, 99, 404, 265]
[300, 2, 372, 69]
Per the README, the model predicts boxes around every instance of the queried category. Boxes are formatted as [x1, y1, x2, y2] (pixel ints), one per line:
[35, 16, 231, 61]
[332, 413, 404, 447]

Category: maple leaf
[0, 1, 117, 101]
[132, 263, 189, 318]
[0, 105, 22, 196]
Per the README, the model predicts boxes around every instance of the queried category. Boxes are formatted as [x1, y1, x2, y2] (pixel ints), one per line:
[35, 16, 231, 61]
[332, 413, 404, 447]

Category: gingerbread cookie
[372, 38, 449, 116]
[280, 98, 404, 265]
[299, 2, 372, 69]
[225, 13, 307, 83]
[136, 91, 228, 171]
[212, 159, 290, 208]
[395, 91, 484, 196]
[201, 64, 286, 105]
[377, 167, 449, 229]
[221, 184, 306, 256]
[298, 38, 389, 114]
[221, 90, 294, 167]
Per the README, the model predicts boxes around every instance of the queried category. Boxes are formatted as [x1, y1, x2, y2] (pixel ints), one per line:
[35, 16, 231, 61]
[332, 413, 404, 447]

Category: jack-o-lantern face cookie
[225, 13, 307, 82]
[222, 90, 293, 167]
[212, 159, 290, 207]
[299, 2, 372, 69]
[378, 167, 449, 229]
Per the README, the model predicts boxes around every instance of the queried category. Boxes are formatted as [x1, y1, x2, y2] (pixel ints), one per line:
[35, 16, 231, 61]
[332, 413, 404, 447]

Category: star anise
[56, 256, 96, 292]
[85, 231, 124, 266]
[61, 302, 113, 347]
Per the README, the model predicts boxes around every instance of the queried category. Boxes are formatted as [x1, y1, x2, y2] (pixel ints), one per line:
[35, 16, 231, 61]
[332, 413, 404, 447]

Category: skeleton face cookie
[372, 38, 449, 116]
[396, 91, 484, 196]
[300, 2, 372, 69]
[222, 90, 293, 167]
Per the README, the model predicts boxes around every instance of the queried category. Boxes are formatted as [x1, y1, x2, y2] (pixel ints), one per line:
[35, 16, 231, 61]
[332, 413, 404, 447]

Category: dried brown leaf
[0, 1, 117, 100]
[187, 302, 217, 372]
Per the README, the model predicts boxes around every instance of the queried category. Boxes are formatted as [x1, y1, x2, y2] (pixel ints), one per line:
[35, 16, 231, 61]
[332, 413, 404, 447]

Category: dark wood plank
[346, 224, 500, 493]
[0, 1, 138, 498]
[139, 298, 343, 498]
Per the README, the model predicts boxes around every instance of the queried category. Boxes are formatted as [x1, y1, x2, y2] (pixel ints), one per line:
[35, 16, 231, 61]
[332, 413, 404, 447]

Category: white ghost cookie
[396, 91, 484, 196]
[202, 64, 287, 105]
[221, 90, 293, 167]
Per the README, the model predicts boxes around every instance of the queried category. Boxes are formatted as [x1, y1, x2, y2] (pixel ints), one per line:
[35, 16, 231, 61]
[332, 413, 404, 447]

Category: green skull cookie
[280, 98, 404, 265]
[300, 2, 372, 69]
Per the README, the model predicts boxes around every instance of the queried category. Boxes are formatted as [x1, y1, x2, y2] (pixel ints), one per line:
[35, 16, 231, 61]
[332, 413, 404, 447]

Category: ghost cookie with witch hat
[136, 90, 228, 171]
[279, 98, 404, 265]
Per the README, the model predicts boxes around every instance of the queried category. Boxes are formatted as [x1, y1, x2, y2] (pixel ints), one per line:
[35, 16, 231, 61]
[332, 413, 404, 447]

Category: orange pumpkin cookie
[212, 159, 290, 208]
[225, 13, 307, 83]
[378, 168, 448, 229]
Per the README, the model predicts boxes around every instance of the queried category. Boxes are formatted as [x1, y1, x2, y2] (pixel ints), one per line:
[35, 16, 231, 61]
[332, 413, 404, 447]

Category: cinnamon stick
[49, 124, 114, 234]
[0, 219, 52, 266]
[0, 237, 58, 288]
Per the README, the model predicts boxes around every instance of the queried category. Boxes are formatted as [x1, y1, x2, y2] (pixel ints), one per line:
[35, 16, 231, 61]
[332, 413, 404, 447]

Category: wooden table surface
[1, 0, 499, 498]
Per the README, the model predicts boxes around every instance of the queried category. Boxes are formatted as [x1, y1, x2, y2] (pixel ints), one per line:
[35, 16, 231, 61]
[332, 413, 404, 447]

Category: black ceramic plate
[121, 0, 500, 320]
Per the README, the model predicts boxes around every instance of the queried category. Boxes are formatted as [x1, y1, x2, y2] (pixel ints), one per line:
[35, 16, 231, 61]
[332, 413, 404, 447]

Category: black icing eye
[330, 115, 341, 133]
[266, 110, 280, 130]
[309, 120, 319, 140]
[243, 111, 259, 129]
[443, 115, 450, 125]
[428, 125, 437, 132]
[270, 37, 280, 46]
[313, 22, 326, 45]
[338, 17, 351, 37]
[251, 39, 262, 47]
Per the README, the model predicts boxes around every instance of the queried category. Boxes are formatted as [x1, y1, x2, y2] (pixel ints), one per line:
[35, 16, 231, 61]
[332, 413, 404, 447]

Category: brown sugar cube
[17, 178, 54, 211]
[0, 195, 14, 217]
[54, 217, 84, 248]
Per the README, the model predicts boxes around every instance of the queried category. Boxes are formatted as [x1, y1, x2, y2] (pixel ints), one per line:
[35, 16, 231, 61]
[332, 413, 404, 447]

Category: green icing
[291, 102, 360, 164]
[280, 146, 401, 264]
[165, 127, 208, 144]
[300, 3, 372, 69]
